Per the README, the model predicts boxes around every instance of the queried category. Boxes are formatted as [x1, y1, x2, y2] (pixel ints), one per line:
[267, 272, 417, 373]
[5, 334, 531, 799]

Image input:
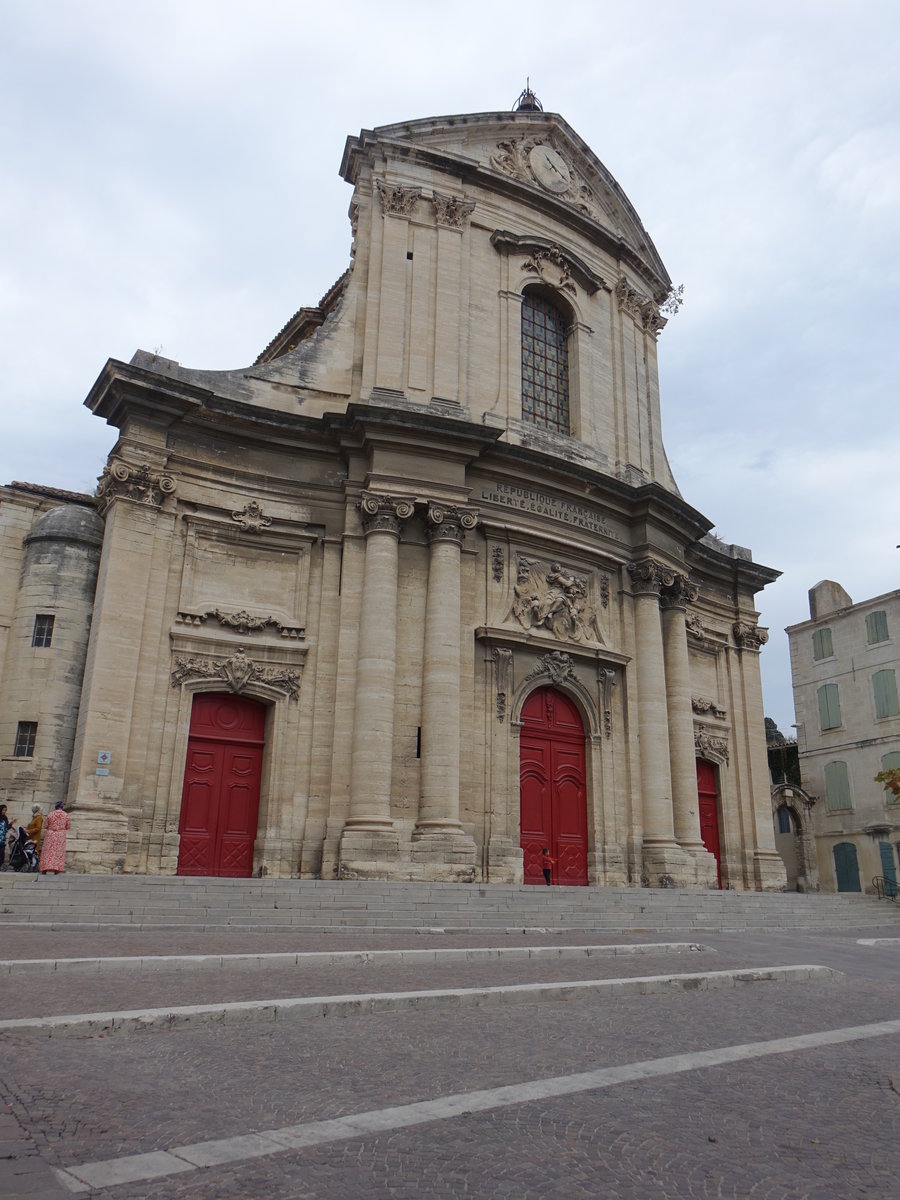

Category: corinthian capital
[358, 492, 415, 537]
[660, 574, 700, 611]
[424, 503, 479, 544]
[627, 557, 676, 597]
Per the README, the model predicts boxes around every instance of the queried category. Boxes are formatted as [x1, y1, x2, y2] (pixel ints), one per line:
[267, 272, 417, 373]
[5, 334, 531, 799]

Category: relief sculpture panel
[509, 556, 604, 645]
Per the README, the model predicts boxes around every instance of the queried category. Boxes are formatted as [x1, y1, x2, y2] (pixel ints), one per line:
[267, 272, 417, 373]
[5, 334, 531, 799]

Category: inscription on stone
[481, 483, 622, 542]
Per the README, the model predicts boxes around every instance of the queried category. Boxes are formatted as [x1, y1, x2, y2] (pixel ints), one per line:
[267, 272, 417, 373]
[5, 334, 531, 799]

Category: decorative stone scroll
[95, 459, 176, 514]
[627, 557, 676, 597]
[695, 726, 729, 764]
[424, 503, 479, 544]
[358, 492, 415, 537]
[732, 622, 769, 651]
[598, 666, 616, 738]
[660, 575, 699, 610]
[432, 191, 475, 228]
[522, 245, 578, 296]
[692, 696, 727, 719]
[376, 180, 420, 217]
[231, 501, 272, 533]
[511, 557, 603, 644]
[492, 647, 513, 723]
[615, 276, 667, 338]
[524, 651, 577, 687]
[171, 646, 300, 700]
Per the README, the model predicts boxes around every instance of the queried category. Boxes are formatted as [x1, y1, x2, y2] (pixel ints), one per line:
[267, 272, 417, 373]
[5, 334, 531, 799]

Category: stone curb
[0, 965, 839, 1040]
[0, 941, 709, 975]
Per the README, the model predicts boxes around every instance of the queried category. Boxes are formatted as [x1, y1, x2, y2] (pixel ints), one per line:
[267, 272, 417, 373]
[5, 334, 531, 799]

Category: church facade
[0, 97, 785, 889]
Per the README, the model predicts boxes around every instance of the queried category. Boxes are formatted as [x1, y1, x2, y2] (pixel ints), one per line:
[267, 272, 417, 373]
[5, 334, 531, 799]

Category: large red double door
[177, 693, 266, 877]
[520, 687, 589, 886]
[696, 758, 723, 889]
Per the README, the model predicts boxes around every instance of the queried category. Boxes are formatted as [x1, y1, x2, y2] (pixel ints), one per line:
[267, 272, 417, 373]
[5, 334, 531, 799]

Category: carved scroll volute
[732, 621, 769, 652]
[424, 503, 479, 544]
[659, 574, 700, 611]
[627, 557, 675, 598]
[358, 493, 415, 538]
[95, 458, 176, 515]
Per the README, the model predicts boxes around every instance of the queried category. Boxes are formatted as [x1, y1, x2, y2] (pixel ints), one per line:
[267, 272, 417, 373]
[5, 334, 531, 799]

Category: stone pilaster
[411, 503, 478, 881]
[660, 576, 718, 888]
[338, 492, 413, 877]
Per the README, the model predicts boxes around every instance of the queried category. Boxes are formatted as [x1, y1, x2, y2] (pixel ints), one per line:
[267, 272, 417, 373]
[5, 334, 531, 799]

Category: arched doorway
[519, 686, 588, 885]
[696, 759, 722, 888]
[833, 841, 860, 893]
[177, 692, 267, 877]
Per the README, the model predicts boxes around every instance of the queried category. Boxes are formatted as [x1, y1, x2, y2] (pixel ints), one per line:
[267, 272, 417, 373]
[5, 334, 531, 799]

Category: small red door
[177, 693, 266, 877]
[520, 687, 588, 885]
[696, 758, 722, 889]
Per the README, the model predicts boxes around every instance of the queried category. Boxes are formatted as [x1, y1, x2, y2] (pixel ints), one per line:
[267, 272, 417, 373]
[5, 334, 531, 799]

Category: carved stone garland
[598, 667, 615, 739]
[95, 459, 176, 514]
[171, 647, 300, 700]
[492, 647, 513, 724]
[491, 546, 505, 583]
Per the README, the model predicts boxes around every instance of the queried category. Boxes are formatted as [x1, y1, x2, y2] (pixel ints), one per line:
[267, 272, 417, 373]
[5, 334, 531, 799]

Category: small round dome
[25, 503, 104, 548]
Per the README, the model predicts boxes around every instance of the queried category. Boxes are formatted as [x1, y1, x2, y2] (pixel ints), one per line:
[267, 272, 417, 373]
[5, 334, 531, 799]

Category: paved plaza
[4, 909, 900, 1199]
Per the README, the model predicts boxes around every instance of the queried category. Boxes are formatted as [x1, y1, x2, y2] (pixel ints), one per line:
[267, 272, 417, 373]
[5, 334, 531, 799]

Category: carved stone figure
[524, 651, 577, 687]
[511, 557, 602, 644]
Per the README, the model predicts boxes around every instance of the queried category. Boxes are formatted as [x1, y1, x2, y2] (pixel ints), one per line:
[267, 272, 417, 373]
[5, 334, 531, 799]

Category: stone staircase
[1, 875, 896, 931]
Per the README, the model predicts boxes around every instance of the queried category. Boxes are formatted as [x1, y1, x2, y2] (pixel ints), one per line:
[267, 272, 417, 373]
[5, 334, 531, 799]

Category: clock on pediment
[528, 144, 572, 194]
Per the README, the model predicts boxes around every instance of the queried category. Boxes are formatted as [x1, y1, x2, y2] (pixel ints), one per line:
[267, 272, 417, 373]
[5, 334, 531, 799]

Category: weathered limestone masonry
[0, 97, 785, 890]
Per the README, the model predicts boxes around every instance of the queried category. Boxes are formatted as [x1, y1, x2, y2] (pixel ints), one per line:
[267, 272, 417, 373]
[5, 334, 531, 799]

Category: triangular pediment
[343, 111, 670, 289]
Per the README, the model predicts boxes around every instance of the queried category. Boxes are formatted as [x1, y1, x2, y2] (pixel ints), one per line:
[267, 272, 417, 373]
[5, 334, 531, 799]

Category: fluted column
[340, 492, 413, 875]
[628, 559, 676, 849]
[411, 503, 478, 880]
[660, 576, 715, 893]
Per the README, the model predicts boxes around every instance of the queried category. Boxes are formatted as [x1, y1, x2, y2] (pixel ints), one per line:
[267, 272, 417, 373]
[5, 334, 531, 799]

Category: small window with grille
[521, 290, 570, 434]
[13, 722, 37, 758]
[32, 614, 55, 648]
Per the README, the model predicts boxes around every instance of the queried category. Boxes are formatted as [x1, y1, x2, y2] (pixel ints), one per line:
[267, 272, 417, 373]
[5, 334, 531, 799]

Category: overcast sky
[2, 0, 898, 733]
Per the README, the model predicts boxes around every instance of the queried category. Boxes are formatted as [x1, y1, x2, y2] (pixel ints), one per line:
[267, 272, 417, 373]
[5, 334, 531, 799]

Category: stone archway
[771, 783, 819, 893]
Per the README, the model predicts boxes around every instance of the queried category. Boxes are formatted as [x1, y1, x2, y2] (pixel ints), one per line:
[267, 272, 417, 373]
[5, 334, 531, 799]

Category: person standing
[541, 846, 556, 886]
[0, 804, 10, 869]
[26, 804, 43, 854]
[39, 802, 70, 875]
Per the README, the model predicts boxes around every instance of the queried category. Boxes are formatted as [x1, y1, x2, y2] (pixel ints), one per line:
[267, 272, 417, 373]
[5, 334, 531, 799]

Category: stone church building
[0, 93, 785, 889]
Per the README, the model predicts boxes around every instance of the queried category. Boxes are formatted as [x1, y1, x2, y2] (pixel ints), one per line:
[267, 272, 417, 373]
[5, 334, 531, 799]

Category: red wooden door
[696, 758, 722, 889]
[177, 693, 266, 877]
[520, 687, 588, 885]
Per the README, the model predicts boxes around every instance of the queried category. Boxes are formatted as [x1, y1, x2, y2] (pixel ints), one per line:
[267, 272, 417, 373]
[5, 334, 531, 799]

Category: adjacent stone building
[0, 94, 784, 888]
[787, 579, 900, 893]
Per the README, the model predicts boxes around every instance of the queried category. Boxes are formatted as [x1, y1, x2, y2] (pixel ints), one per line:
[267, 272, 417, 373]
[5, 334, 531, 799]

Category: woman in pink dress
[39, 801, 70, 874]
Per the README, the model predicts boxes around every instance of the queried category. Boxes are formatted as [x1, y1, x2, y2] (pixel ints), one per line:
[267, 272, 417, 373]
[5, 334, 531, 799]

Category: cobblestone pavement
[3, 929, 900, 1197]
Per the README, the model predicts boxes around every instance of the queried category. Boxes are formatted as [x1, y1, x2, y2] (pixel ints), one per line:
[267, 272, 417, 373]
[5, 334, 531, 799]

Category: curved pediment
[341, 110, 671, 293]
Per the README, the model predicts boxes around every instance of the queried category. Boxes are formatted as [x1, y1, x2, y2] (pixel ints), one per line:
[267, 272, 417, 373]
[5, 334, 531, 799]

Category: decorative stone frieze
[170, 646, 300, 700]
[524, 651, 577, 687]
[95, 459, 176, 514]
[376, 180, 420, 217]
[522, 245, 578, 296]
[732, 621, 769, 651]
[358, 492, 415, 537]
[692, 696, 727, 719]
[627, 557, 675, 597]
[511, 557, 603, 644]
[694, 726, 729, 764]
[615, 276, 667, 338]
[231, 501, 272, 533]
[431, 192, 475, 228]
[174, 610, 305, 639]
[424, 503, 479, 544]
[659, 574, 699, 611]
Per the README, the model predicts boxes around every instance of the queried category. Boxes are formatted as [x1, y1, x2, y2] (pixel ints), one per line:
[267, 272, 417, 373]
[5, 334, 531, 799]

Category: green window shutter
[867, 611, 889, 644]
[824, 760, 852, 811]
[817, 683, 841, 730]
[874, 670, 900, 718]
[812, 628, 833, 660]
[882, 751, 900, 773]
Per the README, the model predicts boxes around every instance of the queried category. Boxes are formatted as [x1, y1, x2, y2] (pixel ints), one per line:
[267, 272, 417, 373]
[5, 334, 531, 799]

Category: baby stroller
[7, 827, 39, 872]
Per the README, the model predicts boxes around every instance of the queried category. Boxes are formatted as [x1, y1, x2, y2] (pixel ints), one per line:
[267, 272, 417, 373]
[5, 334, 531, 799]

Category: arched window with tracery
[521, 290, 570, 434]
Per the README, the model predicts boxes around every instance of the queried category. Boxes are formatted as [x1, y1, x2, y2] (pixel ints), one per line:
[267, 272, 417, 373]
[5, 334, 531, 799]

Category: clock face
[528, 145, 571, 194]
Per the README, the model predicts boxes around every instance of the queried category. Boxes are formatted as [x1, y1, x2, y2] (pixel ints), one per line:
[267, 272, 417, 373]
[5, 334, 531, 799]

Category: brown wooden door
[696, 758, 722, 888]
[177, 693, 266, 877]
[520, 687, 588, 885]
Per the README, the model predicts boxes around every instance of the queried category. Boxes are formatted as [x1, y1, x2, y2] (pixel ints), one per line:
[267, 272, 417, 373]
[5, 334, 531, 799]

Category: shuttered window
[874, 670, 900, 719]
[817, 683, 841, 730]
[812, 628, 833, 660]
[866, 610, 889, 644]
[824, 760, 852, 811]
